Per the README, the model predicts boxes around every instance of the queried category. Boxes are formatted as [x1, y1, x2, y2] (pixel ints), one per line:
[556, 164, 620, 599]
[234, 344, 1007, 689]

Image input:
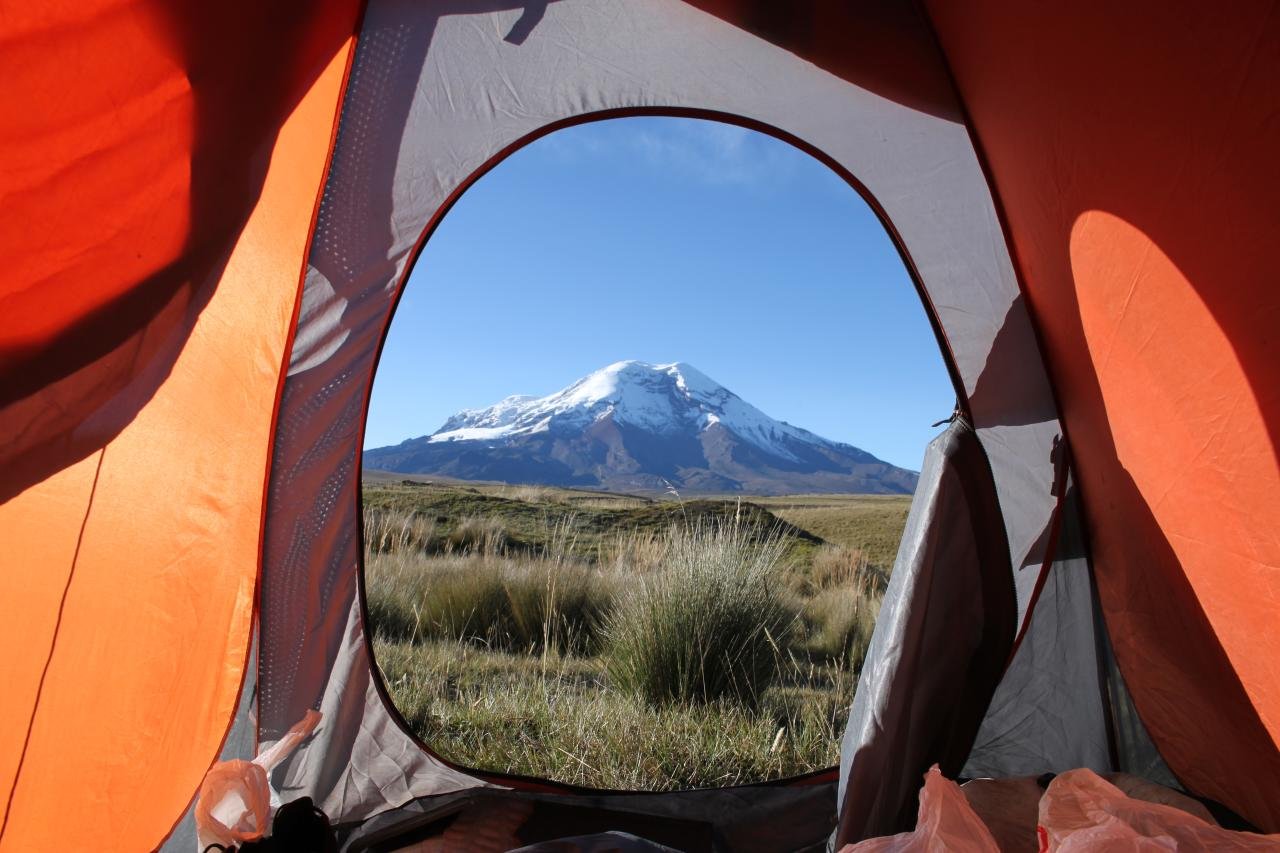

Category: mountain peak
[365, 361, 918, 495]
[428, 360, 812, 457]
[557, 360, 722, 411]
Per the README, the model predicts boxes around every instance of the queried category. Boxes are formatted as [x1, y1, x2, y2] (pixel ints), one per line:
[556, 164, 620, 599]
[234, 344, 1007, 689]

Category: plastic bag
[841, 765, 999, 852]
[195, 709, 322, 849]
[960, 776, 1043, 852]
[194, 760, 270, 847]
[1038, 768, 1280, 851]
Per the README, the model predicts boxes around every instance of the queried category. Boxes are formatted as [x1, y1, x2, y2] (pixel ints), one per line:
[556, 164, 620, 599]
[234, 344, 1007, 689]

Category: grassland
[363, 478, 910, 790]
[746, 494, 911, 572]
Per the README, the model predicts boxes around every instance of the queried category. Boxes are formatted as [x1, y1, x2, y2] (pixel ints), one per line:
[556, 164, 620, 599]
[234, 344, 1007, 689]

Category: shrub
[605, 518, 796, 708]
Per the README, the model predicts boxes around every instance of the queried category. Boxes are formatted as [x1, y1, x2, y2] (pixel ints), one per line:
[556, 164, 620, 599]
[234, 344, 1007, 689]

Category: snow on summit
[428, 360, 832, 460]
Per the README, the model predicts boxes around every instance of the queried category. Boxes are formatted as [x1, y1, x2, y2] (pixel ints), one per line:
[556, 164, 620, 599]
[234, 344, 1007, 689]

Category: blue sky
[365, 117, 954, 471]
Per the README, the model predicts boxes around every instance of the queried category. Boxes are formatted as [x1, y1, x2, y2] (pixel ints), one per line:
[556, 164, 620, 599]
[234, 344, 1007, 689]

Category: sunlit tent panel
[0, 1, 1276, 850]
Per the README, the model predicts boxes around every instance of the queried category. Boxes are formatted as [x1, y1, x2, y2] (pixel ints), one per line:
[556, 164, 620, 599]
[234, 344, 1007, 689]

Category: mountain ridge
[363, 361, 918, 495]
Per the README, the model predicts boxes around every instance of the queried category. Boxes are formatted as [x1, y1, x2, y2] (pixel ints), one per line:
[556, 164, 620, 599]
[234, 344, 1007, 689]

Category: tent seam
[0, 447, 105, 843]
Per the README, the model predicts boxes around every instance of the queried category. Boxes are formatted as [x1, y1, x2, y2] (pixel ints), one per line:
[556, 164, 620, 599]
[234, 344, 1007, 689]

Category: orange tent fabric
[929, 0, 1280, 829]
[0, 2, 358, 848]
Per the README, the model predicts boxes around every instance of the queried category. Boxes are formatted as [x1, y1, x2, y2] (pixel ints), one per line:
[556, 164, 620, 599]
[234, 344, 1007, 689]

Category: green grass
[375, 639, 852, 790]
[361, 481, 908, 789]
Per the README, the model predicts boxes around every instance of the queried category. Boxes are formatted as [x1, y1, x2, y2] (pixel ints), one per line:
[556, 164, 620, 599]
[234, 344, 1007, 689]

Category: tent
[1, 1, 1277, 849]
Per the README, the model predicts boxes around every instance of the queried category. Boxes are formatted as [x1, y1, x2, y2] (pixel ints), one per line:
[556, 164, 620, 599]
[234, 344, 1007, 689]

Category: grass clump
[362, 483, 823, 565]
[365, 551, 434, 641]
[445, 515, 509, 554]
[793, 545, 882, 666]
[604, 518, 796, 709]
[364, 508, 440, 554]
[366, 553, 615, 655]
[802, 584, 881, 669]
[806, 544, 880, 592]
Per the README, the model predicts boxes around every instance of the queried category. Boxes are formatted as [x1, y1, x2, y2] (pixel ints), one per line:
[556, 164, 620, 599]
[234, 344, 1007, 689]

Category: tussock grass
[790, 546, 883, 666]
[602, 528, 667, 575]
[366, 552, 615, 655]
[365, 551, 434, 642]
[444, 515, 509, 554]
[363, 485, 822, 565]
[604, 519, 796, 709]
[809, 544, 871, 590]
[363, 506, 511, 557]
[566, 496, 652, 511]
[499, 484, 568, 504]
[802, 585, 881, 668]
[364, 508, 440, 554]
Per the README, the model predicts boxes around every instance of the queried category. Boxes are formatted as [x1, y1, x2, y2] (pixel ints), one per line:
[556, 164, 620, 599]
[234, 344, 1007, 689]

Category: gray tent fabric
[962, 488, 1113, 779]
[254, 0, 1079, 832]
[835, 419, 1015, 845]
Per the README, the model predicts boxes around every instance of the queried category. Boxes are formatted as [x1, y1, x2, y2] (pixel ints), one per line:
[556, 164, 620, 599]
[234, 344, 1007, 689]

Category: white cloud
[541, 117, 797, 187]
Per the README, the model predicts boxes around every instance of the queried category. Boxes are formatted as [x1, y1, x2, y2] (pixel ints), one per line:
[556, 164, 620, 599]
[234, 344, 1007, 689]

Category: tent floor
[335, 779, 838, 852]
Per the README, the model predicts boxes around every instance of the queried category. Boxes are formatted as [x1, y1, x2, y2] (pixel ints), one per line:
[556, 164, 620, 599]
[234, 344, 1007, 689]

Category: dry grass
[375, 639, 851, 790]
[601, 528, 668, 575]
[802, 584, 882, 669]
[754, 495, 910, 571]
[566, 496, 652, 511]
[444, 515, 509, 554]
[366, 516, 614, 656]
[361, 485, 902, 789]
[364, 508, 440, 554]
[498, 484, 569, 504]
[795, 544, 889, 595]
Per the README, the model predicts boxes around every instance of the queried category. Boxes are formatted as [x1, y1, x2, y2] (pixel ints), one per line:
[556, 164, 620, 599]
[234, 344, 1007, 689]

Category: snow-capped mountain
[362, 361, 918, 495]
